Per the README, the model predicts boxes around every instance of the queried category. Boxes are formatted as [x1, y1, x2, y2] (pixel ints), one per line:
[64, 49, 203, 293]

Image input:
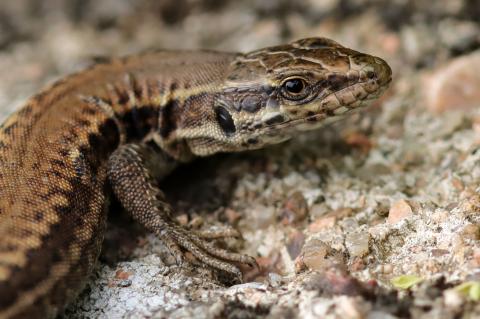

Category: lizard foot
[159, 222, 257, 282]
[107, 143, 256, 281]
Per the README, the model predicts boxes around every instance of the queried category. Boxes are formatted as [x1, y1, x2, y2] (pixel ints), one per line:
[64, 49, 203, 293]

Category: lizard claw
[194, 226, 241, 239]
[156, 222, 254, 281]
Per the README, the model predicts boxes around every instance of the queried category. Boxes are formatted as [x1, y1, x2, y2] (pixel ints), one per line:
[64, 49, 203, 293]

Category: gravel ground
[0, 1, 479, 318]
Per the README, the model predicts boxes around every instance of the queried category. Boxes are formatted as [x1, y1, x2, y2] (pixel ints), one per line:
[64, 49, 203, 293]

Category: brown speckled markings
[0, 51, 237, 318]
[0, 92, 118, 318]
[0, 38, 391, 318]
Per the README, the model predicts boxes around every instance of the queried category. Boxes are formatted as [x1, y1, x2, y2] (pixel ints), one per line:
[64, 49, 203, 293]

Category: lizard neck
[96, 50, 237, 161]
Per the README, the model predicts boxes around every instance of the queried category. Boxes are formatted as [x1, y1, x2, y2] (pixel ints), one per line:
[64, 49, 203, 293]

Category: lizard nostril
[373, 57, 392, 85]
[366, 70, 376, 80]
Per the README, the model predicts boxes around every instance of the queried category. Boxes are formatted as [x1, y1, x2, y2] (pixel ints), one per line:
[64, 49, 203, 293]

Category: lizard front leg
[107, 143, 256, 280]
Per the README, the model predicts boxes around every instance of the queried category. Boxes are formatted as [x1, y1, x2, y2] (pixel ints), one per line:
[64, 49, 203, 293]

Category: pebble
[423, 51, 480, 113]
[117, 279, 132, 288]
[115, 269, 132, 280]
[300, 239, 330, 271]
[308, 207, 353, 232]
[443, 289, 464, 310]
[227, 282, 268, 294]
[225, 208, 242, 224]
[249, 205, 276, 228]
[382, 264, 393, 274]
[344, 132, 373, 153]
[311, 298, 335, 317]
[309, 203, 329, 218]
[401, 24, 437, 66]
[345, 231, 370, 257]
[267, 272, 283, 287]
[471, 248, 480, 267]
[460, 224, 480, 240]
[438, 19, 480, 53]
[387, 200, 413, 224]
[335, 296, 368, 319]
[175, 214, 189, 226]
[286, 230, 306, 260]
[281, 191, 308, 225]
[368, 311, 399, 319]
[431, 249, 449, 257]
[308, 216, 336, 232]
[350, 257, 366, 271]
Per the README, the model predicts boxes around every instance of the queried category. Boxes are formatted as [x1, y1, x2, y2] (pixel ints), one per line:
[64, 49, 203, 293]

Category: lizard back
[0, 50, 236, 318]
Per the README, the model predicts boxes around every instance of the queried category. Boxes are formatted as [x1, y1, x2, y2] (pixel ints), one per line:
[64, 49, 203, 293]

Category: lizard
[0, 37, 391, 318]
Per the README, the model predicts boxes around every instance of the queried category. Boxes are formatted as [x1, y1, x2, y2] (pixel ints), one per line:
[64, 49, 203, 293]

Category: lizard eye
[281, 77, 309, 100]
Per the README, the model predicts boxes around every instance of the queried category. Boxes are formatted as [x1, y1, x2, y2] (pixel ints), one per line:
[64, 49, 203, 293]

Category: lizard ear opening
[215, 106, 236, 136]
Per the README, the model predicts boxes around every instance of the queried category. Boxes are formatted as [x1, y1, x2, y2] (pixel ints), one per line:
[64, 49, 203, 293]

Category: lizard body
[0, 38, 391, 318]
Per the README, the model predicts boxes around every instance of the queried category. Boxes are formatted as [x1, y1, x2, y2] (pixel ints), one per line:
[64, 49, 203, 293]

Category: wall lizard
[0, 37, 391, 318]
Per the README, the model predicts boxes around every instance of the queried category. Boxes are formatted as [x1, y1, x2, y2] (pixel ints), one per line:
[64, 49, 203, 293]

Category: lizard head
[184, 37, 391, 156]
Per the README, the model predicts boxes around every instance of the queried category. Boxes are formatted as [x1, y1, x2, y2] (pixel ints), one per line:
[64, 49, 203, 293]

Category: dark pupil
[215, 106, 236, 136]
[285, 79, 304, 94]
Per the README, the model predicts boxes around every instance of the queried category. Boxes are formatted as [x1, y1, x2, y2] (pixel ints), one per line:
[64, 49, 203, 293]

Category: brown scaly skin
[0, 38, 391, 318]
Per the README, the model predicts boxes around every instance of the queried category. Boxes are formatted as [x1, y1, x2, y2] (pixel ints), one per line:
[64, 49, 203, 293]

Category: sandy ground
[0, 1, 479, 318]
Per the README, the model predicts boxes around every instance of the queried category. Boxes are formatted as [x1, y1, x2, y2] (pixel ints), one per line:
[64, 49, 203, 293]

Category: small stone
[368, 311, 398, 319]
[267, 272, 283, 287]
[115, 269, 132, 280]
[401, 24, 437, 66]
[431, 210, 449, 223]
[350, 257, 365, 271]
[332, 208, 354, 219]
[461, 224, 480, 240]
[309, 203, 328, 218]
[344, 131, 373, 153]
[345, 232, 370, 257]
[387, 200, 413, 224]
[382, 264, 393, 274]
[311, 297, 334, 317]
[281, 191, 308, 225]
[308, 216, 336, 232]
[286, 231, 305, 260]
[116, 279, 132, 288]
[125, 296, 138, 310]
[225, 208, 242, 224]
[423, 51, 480, 113]
[335, 296, 367, 319]
[147, 295, 164, 308]
[175, 214, 189, 226]
[341, 218, 359, 233]
[438, 19, 479, 53]
[189, 216, 204, 228]
[471, 248, 480, 267]
[431, 249, 449, 257]
[451, 178, 464, 191]
[299, 239, 330, 271]
[302, 270, 368, 296]
[250, 205, 276, 228]
[443, 289, 464, 309]
[381, 33, 401, 55]
[250, 252, 285, 275]
[306, 0, 339, 14]
[308, 208, 353, 232]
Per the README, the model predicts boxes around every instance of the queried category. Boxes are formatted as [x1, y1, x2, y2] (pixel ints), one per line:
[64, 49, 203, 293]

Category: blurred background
[0, 0, 479, 117]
